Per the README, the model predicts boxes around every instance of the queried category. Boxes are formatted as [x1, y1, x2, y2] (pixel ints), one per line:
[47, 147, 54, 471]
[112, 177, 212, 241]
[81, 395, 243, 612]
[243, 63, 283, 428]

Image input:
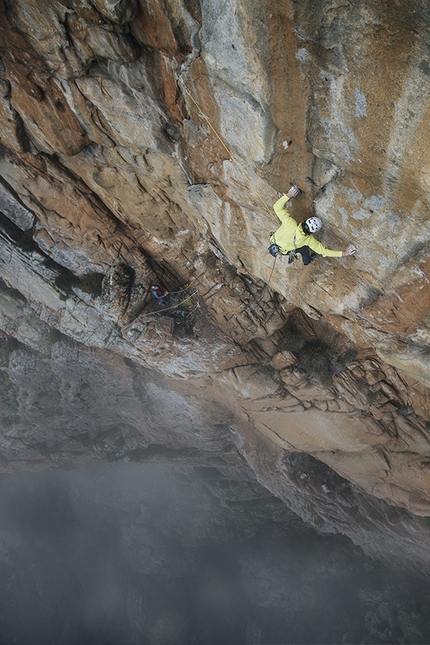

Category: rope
[122, 289, 200, 328]
[178, 73, 285, 299]
[254, 254, 278, 309]
[156, 274, 198, 296]
[267, 254, 278, 286]
[184, 119, 195, 185]
[179, 76, 275, 220]
[144, 290, 199, 317]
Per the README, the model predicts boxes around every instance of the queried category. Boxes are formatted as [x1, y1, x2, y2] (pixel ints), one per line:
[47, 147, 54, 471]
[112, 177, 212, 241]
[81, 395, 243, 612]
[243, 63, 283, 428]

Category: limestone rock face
[1, 0, 430, 548]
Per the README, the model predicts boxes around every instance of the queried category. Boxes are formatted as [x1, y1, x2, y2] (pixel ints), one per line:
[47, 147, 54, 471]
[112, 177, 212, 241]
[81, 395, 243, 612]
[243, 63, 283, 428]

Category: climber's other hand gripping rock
[342, 244, 356, 257]
[286, 185, 301, 198]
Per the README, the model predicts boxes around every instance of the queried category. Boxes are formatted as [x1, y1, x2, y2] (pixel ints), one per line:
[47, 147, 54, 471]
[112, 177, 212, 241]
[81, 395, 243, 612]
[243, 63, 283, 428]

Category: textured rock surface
[1, 0, 430, 557]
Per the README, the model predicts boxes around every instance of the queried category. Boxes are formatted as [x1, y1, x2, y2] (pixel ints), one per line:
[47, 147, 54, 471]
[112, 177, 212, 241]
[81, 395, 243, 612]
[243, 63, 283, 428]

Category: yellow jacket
[271, 195, 342, 258]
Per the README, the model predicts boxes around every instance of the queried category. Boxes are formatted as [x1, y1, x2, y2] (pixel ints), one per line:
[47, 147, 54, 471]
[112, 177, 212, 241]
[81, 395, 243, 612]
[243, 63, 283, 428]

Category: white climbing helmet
[305, 216, 322, 233]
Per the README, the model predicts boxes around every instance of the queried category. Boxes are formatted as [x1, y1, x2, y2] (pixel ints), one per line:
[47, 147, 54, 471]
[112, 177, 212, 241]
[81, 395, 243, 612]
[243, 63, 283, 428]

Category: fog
[0, 464, 429, 645]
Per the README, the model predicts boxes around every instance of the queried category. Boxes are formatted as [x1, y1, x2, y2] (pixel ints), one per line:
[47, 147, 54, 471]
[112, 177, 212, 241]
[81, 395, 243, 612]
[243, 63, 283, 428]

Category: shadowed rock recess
[1, 0, 430, 569]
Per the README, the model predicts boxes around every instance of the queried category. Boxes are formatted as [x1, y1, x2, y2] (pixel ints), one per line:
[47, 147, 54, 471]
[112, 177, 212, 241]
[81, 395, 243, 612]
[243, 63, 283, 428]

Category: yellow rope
[184, 119, 195, 185]
[123, 289, 200, 327]
[179, 78, 275, 219]
[148, 289, 199, 316]
[160, 274, 199, 296]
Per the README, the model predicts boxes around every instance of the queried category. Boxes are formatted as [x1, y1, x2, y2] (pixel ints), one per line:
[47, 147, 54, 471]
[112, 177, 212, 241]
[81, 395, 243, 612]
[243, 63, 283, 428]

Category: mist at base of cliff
[0, 463, 428, 645]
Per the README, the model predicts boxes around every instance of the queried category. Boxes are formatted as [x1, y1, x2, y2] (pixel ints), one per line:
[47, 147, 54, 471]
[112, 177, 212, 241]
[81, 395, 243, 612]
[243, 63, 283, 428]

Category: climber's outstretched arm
[273, 185, 300, 221]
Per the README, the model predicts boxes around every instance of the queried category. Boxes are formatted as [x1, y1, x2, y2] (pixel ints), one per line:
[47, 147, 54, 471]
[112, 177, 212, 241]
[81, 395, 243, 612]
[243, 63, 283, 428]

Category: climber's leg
[295, 246, 316, 265]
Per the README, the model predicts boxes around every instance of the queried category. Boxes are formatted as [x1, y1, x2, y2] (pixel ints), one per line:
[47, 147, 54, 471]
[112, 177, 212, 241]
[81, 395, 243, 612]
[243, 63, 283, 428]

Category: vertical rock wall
[1, 0, 430, 536]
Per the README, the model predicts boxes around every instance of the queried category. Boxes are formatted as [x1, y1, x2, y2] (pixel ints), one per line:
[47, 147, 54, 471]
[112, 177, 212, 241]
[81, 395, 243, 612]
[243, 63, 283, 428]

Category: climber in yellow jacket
[269, 186, 356, 264]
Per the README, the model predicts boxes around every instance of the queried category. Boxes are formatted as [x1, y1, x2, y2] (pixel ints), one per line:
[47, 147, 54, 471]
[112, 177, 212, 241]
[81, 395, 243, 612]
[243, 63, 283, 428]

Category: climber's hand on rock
[343, 244, 356, 257]
[287, 185, 301, 198]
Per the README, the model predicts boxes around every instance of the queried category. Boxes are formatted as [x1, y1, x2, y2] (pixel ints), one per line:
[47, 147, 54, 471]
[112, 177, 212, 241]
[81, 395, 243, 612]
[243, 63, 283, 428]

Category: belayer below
[268, 186, 356, 264]
[151, 282, 168, 304]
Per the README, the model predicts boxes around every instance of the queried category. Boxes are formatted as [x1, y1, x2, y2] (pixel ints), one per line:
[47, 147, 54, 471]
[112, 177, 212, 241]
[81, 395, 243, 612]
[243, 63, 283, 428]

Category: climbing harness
[268, 230, 297, 264]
